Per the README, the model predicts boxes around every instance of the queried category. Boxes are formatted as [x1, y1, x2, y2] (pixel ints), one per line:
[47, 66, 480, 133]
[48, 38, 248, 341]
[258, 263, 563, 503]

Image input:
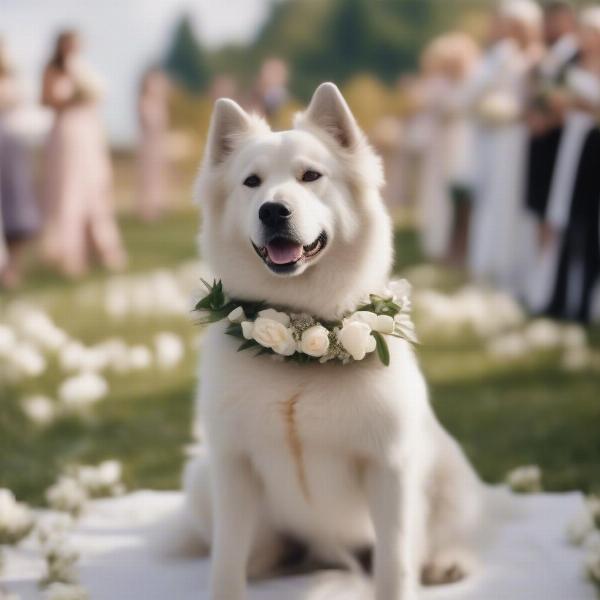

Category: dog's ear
[205, 98, 251, 165]
[303, 82, 360, 149]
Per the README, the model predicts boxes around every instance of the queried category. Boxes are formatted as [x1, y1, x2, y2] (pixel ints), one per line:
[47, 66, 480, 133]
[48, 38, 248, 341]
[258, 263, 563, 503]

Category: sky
[1, 0, 272, 144]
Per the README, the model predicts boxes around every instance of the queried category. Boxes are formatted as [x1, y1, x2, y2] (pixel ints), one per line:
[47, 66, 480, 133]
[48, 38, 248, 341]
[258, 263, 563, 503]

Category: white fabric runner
[2, 490, 596, 600]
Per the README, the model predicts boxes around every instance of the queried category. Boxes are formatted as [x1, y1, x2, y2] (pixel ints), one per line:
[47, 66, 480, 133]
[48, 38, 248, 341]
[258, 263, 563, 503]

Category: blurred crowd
[401, 0, 600, 324]
[0, 30, 174, 287]
[1, 1, 600, 326]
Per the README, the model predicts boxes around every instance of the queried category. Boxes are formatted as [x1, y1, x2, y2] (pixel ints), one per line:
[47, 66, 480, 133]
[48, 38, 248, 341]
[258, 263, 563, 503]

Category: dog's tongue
[266, 241, 303, 265]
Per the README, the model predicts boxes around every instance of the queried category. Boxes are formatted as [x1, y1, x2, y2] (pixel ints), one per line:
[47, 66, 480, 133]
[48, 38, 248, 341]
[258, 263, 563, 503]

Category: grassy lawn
[1, 213, 599, 504]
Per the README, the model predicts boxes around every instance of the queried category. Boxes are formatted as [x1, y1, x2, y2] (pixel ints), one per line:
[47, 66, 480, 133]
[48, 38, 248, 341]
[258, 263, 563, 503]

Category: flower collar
[194, 279, 417, 366]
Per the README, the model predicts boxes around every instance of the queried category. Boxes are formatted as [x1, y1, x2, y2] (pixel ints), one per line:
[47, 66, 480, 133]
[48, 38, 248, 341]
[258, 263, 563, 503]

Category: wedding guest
[525, 2, 579, 233]
[413, 36, 454, 261]
[438, 33, 481, 266]
[467, 0, 543, 295]
[41, 30, 126, 277]
[250, 58, 289, 119]
[0, 39, 40, 288]
[136, 67, 171, 222]
[542, 8, 600, 322]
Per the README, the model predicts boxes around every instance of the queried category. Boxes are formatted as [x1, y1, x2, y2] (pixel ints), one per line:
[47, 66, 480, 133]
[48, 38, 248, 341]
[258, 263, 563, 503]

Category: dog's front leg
[366, 460, 424, 600]
[209, 454, 260, 600]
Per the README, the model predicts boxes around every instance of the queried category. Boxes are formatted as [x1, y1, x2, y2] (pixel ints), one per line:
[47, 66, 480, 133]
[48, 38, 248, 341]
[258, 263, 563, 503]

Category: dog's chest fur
[199, 324, 430, 544]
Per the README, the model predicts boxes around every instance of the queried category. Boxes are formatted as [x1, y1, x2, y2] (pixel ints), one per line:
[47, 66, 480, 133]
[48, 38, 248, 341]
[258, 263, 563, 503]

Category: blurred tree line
[164, 0, 495, 100]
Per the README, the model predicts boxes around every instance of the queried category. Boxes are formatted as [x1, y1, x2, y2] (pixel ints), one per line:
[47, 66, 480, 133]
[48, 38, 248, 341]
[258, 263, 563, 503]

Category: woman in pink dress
[41, 30, 126, 277]
[136, 67, 171, 222]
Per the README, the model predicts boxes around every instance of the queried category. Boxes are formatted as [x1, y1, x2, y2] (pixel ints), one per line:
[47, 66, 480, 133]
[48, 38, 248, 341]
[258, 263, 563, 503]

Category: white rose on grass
[0, 488, 34, 545]
[21, 395, 56, 426]
[11, 342, 46, 377]
[252, 318, 296, 356]
[227, 306, 246, 323]
[128, 345, 152, 370]
[300, 325, 330, 357]
[338, 320, 376, 361]
[0, 324, 16, 356]
[257, 308, 290, 327]
[154, 332, 184, 370]
[76, 461, 123, 497]
[46, 477, 88, 516]
[59, 372, 108, 409]
[506, 465, 542, 494]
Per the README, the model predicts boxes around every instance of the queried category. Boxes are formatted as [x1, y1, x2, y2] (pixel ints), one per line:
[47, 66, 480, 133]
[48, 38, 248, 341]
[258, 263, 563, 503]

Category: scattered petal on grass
[154, 332, 184, 370]
[506, 465, 542, 494]
[10, 342, 46, 378]
[58, 373, 108, 409]
[21, 395, 56, 426]
[0, 488, 35, 545]
[46, 478, 88, 517]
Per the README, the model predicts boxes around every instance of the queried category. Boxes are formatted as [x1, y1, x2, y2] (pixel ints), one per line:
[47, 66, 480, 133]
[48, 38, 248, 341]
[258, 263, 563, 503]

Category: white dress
[467, 40, 532, 294]
[416, 76, 454, 260]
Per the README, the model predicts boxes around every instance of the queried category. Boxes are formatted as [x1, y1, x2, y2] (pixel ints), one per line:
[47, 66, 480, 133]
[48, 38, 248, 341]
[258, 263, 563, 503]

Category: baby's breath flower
[506, 465, 542, 494]
[46, 478, 88, 517]
[74, 461, 124, 498]
[0, 489, 34, 545]
[42, 538, 80, 585]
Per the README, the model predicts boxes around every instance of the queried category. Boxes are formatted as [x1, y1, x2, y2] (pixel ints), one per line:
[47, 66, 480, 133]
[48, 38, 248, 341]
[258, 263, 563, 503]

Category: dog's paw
[421, 552, 475, 586]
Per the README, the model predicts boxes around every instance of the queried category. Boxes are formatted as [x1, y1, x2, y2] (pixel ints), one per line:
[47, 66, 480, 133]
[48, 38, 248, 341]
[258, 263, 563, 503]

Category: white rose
[252, 318, 296, 356]
[300, 325, 330, 357]
[375, 315, 395, 334]
[348, 311, 378, 330]
[257, 308, 290, 326]
[338, 320, 376, 361]
[241, 321, 254, 340]
[227, 306, 246, 323]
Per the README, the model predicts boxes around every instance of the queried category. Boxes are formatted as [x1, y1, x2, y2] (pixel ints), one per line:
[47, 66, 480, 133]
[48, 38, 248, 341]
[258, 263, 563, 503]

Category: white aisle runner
[2, 490, 597, 600]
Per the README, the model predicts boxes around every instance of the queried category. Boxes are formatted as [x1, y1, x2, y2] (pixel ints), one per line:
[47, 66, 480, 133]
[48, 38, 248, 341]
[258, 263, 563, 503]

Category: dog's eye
[243, 174, 262, 188]
[301, 170, 322, 183]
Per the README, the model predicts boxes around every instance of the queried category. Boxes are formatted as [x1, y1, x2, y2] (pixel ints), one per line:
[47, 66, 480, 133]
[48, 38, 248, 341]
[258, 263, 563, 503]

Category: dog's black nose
[259, 202, 291, 228]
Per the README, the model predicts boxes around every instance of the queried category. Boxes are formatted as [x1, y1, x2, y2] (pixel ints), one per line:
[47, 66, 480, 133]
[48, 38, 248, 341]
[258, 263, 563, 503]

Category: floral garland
[194, 279, 417, 366]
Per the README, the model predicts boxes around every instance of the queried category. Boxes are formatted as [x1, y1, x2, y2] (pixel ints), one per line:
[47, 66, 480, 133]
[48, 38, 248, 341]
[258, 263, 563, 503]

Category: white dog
[182, 83, 484, 600]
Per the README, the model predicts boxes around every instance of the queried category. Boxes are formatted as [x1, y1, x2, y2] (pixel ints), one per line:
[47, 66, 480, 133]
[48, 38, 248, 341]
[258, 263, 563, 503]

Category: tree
[164, 14, 210, 94]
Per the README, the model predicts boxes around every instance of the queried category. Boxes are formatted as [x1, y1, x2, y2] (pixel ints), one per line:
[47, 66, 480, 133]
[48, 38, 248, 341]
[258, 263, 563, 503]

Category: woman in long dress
[41, 30, 126, 277]
[413, 37, 455, 261]
[467, 1, 544, 295]
[541, 9, 600, 322]
[136, 67, 170, 222]
[0, 39, 40, 288]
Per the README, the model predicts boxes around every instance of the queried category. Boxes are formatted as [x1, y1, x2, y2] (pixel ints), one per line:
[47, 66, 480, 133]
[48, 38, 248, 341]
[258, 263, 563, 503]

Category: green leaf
[372, 331, 390, 366]
[237, 339, 259, 351]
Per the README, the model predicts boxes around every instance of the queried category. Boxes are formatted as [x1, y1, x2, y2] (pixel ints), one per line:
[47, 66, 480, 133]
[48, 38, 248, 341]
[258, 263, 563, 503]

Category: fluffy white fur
[184, 83, 484, 600]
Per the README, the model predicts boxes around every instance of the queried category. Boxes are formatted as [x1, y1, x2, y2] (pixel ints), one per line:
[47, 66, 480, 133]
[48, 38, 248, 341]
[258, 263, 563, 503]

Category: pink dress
[42, 70, 126, 276]
[136, 77, 169, 221]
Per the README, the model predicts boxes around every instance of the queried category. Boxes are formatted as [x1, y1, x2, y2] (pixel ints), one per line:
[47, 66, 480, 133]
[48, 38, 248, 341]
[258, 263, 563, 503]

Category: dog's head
[196, 83, 393, 318]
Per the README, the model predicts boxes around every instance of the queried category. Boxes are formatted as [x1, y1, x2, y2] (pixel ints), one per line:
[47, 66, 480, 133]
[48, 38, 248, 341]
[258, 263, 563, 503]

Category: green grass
[1, 214, 599, 504]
